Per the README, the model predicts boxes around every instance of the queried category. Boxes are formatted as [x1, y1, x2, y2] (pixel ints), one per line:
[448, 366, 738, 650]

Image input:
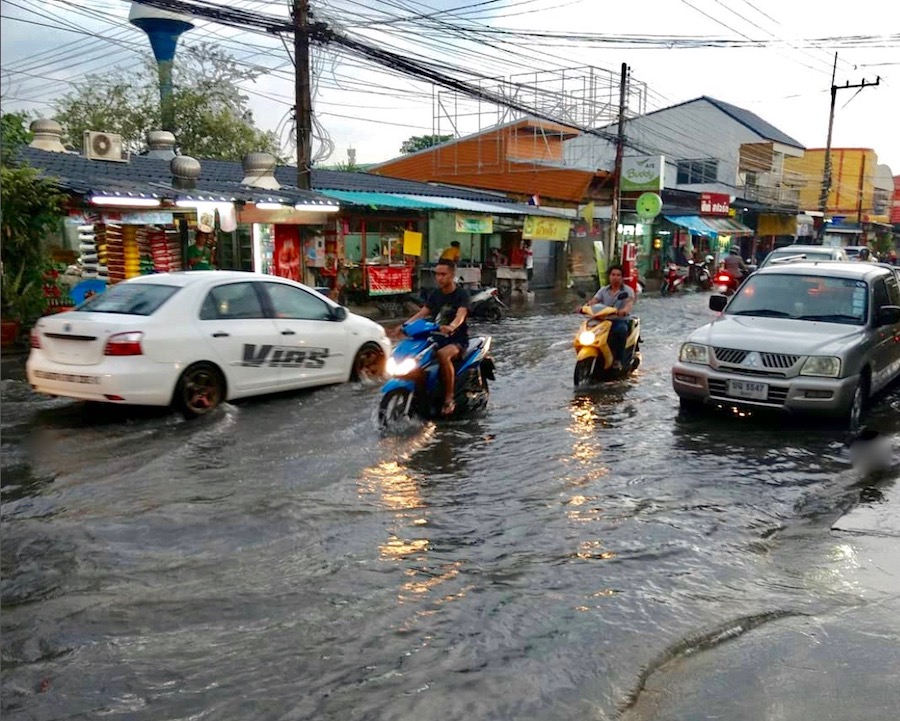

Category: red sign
[367, 266, 413, 296]
[700, 192, 730, 216]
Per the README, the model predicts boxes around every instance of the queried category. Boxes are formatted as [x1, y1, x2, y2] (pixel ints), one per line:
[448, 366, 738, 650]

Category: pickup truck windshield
[727, 274, 868, 325]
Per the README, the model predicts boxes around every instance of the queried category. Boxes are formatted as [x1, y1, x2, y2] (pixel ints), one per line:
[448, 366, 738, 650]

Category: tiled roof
[16, 146, 515, 205]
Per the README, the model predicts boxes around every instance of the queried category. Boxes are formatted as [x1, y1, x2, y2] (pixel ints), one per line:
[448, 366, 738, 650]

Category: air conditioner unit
[84, 131, 128, 162]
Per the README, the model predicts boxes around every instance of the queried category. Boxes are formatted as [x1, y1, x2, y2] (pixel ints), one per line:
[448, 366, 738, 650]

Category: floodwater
[2, 290, 898, 720]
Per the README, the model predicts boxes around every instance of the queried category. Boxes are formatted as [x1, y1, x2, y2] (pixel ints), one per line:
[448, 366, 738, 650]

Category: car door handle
[212, 332, 230, 338]
[281, 330, 296, 336]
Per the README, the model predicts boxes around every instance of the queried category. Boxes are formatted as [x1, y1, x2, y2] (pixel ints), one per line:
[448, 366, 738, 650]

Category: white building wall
[564, 99, 775, 197]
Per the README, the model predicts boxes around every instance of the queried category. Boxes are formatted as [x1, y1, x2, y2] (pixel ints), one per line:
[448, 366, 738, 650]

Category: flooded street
[3, 289, 899, 720]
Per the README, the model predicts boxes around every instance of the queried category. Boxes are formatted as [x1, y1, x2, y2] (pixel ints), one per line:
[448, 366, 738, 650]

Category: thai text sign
[522, 216, 571, 241]
[455, 213, 493, 234]
[367, 265, 413, 296]
[621, 155, 664, 192]
[700, 192, 730, 216]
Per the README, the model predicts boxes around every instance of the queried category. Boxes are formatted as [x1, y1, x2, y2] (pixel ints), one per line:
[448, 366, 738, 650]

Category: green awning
[317, 190, 446, 210]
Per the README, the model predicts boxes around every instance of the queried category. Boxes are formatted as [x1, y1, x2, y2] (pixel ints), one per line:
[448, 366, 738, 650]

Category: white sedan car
[27, 271, 392, 417]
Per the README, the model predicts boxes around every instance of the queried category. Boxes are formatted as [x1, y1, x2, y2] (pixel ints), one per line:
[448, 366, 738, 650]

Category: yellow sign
[455, 213, 493, 234]
[402, 230, 423, 256]
[523, 216, 571, 241]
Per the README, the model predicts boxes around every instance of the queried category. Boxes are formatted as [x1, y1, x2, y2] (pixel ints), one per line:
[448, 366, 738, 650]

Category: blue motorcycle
[378, 319, 495, 427]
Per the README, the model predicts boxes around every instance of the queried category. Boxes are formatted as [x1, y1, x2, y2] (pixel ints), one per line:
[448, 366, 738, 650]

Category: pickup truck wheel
[847, 374, 869, 431]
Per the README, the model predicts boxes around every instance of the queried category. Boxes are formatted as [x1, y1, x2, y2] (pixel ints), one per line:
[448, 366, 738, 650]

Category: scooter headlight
[386, 356, 418, 376]
[578, 330, 597, 345]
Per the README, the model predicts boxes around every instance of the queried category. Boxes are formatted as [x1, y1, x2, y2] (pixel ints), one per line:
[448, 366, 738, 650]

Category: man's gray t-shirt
[591, 284, 634, 310]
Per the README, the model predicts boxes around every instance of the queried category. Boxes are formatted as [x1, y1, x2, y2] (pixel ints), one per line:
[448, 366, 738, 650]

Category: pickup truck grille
[713, 347, 800, 370]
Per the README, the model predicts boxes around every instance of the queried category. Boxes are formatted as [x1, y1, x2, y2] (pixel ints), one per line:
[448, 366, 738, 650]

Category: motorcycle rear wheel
[379, 388, 413, 428]
[485, 305, 503, 322]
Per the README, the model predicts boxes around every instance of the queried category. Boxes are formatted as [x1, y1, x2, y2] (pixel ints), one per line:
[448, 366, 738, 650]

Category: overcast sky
[3, 0, 898, 175]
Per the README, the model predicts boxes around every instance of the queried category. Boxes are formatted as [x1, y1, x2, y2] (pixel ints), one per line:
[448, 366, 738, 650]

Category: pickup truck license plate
[727, 379, 768, 400]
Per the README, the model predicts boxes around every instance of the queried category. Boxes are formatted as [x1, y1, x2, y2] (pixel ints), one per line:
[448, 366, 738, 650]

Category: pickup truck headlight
[800, 356, 841, 377]
[679, 342, 710, 365]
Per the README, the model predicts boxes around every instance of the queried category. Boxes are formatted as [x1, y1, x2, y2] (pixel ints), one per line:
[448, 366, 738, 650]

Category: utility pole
[294, 0, 312, 190]
[817, 52, 880, 241]
[607, 62, 629, 265]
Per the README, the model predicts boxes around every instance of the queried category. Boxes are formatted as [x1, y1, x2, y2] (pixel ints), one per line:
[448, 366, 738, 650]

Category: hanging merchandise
[122, 225, 141, 279]
[78, 224, 99, 279]
[104, 223, 125, 283]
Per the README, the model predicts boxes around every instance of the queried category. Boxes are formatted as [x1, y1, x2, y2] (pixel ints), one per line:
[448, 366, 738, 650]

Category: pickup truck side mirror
[709, 295, 728, 312]
[876, 305, 900, 326]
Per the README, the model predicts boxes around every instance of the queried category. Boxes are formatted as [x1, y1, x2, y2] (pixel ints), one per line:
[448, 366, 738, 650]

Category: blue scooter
[378, 319, 495, 427]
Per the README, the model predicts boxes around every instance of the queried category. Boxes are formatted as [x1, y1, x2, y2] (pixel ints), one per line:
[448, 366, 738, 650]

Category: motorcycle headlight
[679, 342, 710, 365]
[800, 356, 841, 377]
[386, 356, 418, 376]
[578, 330, 597, 345]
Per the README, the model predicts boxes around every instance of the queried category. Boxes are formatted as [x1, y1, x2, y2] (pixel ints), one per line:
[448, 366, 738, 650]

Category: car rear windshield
[77, 283, 179, 315]
[767, 250, 835, 265]
[728, 274, 868, 325]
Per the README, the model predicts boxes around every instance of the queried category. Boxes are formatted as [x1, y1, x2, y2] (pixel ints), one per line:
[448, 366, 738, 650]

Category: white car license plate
[727, 379, 768, 400]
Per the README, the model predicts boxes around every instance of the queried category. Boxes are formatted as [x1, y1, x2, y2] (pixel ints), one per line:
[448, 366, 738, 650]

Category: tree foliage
[53, 43, 282, 161]
[1, 113, 65, 322]
[400, 134, 454, 154]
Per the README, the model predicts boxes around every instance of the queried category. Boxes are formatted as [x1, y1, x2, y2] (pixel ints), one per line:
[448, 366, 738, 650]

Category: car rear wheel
[351, 342, 386, 382]
[175, 362, 225, 418]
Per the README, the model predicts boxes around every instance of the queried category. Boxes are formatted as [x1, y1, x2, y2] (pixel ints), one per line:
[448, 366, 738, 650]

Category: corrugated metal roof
[317, 190, 446, 209]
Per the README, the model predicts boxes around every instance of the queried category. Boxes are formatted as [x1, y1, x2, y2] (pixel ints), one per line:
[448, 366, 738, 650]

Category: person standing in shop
[187, 224, 216, 270]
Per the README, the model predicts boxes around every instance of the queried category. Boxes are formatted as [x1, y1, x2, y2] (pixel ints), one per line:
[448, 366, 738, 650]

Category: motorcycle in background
[378, 319, 495, 428]
[713, 269, 742, 295]
[659, 263, 689, 296]
[468, 285, 507, 322]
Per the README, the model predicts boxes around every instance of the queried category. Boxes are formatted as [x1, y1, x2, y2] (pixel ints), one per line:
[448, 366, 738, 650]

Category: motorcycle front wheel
[574, 357, 596, 387]
[485, 304, 503, 322]
[379, 388, 413, 428]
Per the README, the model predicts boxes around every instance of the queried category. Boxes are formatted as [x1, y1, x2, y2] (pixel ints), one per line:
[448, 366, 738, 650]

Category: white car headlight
[800, 356, 841, 377]
[679, 342, 710, 365]
[578, 330, 597, 345]
[386, 356, 418, 376]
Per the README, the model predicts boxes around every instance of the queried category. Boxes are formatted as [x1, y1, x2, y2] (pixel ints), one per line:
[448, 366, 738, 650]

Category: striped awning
[701, 217, 754, 235]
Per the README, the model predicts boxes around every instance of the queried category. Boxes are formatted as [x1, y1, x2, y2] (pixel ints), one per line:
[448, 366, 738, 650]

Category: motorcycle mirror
[617, 291, 629, 300]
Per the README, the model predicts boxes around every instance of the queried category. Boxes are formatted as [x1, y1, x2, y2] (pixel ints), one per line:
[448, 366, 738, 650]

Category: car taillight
[30, 327, 41, 348]
[104, 331, 143, 356]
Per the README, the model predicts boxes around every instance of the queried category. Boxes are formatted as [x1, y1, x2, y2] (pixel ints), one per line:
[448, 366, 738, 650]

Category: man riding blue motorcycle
[391, 259, 469, 417]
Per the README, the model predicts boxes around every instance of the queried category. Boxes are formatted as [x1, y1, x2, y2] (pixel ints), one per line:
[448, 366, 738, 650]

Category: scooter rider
[392, 259, 469, 416]
[589, 264, 635, 370]
[722, 245, 748, 279]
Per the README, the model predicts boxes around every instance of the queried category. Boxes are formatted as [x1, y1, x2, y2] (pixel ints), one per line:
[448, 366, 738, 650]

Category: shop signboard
[455, 213, 493, 234]
[621, 155, 664, 192]
[700, 192, 730, 216]
[97, 211, 175, 225]
[367, 265, 413, 295]
[522, 216, 571, 241]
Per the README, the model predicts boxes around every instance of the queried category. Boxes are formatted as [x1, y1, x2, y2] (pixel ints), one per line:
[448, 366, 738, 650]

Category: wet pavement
[2, 289, 898, 720]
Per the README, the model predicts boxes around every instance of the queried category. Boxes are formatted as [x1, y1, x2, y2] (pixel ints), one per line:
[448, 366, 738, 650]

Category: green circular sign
[636, 192, 663, 219]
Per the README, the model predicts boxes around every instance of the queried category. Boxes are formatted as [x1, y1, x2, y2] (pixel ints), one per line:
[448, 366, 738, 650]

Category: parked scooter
[659, 263, 689, 296]
[378, 319, 495, 427]
[573, 292, 641, 387]
[468, 284, 507, 322]
[688, 255, 714, 290]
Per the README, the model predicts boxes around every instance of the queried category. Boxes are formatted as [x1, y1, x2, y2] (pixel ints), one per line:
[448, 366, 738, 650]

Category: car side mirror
[331, 305, 348, 321]
[877, 305, 900, 326]
[709, 295, 728, 312]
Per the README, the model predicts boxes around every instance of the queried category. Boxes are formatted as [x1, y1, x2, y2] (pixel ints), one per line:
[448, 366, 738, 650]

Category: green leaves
[52, 46, 283, 161]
